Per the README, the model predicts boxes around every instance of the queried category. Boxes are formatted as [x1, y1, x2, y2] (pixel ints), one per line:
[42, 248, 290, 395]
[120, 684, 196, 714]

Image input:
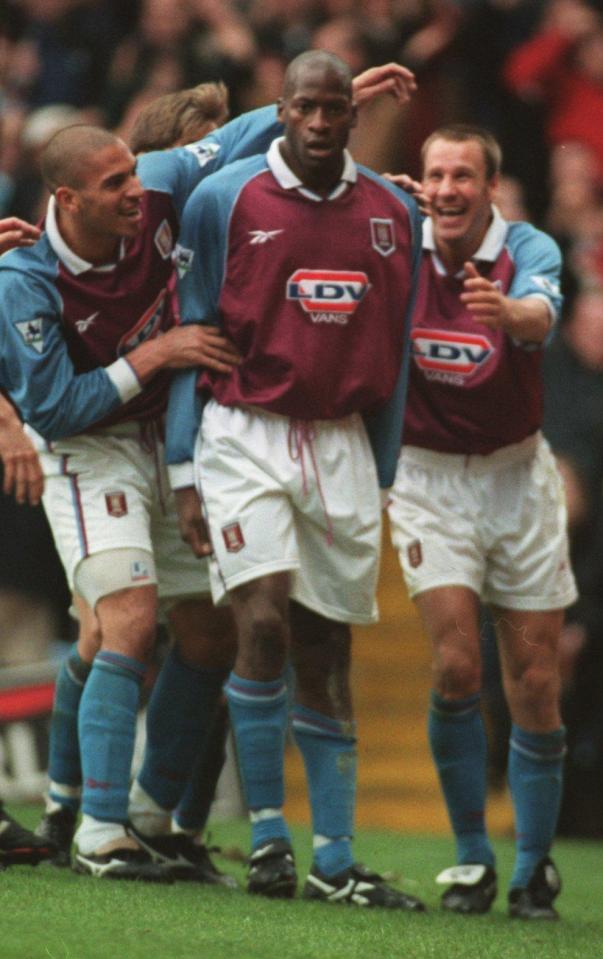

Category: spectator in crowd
[504, 0, 603, 181]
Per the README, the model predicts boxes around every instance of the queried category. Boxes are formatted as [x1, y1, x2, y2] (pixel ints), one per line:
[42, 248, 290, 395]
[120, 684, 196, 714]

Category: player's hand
[383, 172, 430, 215]
[352, 63, 416, 107]
[460, 261, 510, 330]
[159, 324, 241, 371]
[0, 422, 44, 505]
[0, 217, 41, 255]
[175, 485, 213, 558]
[188, 324, 241, 373]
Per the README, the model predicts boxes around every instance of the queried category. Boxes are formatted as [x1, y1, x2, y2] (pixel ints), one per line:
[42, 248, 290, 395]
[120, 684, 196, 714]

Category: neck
[435, 241, 470, 275]
[56, 210, 120, 266]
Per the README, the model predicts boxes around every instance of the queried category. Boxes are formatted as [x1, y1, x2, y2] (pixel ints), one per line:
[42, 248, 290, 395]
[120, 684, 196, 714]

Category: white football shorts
[195, 401, 382, 624]
[34, 422, 210, 607]
[388, 431, 578, 611]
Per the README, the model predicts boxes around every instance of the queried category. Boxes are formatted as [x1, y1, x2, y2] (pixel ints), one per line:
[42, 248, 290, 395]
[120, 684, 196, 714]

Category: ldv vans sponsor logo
[287, 269, 369, 324]
[411, 328, 494, 375]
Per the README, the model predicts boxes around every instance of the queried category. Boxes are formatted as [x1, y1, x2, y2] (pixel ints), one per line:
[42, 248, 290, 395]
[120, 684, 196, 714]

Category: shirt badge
[370, 218, 396, 257]
[154, 220, 173, 260]
[15, 318, 44, 353]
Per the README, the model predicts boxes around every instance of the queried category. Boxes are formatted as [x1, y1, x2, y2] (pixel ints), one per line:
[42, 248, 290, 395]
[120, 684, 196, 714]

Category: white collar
[266, 137, 357, 201]
[45, 195, 123, 275]
[422, 204, 508, 276]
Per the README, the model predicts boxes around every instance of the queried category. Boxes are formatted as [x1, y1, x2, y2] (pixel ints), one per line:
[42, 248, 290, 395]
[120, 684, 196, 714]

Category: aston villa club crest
[407, 539, 423, 569]
[105, 490, 128, 517]
[154, 219, 173, 260]
[222, 522, 245, 552]
[370, 218, 396, 257]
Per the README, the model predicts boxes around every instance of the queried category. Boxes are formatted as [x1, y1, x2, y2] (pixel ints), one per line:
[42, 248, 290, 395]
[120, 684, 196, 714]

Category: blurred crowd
[1, 0, 603, 835]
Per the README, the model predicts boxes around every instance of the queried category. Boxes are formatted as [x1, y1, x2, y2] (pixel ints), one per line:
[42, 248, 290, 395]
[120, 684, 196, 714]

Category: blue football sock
[225, 672, 290, 849]
[79, 651, 145, 823]
[292, 704, 356, 877]
[429, 691, 495, 867]
[174, 699, 229, 833]
[137, 646, 228, 814]
[47, 644, 91, 812]
[508, 723, 566, 889]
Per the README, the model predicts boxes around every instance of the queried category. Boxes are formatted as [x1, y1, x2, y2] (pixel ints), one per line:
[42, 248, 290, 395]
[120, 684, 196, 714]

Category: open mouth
[435, 206, 466, 225]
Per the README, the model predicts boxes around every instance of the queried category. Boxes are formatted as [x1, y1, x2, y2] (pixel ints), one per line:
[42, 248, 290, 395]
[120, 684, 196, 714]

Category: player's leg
[226, 572, 296, 898]
[485, 435, 577, 918]
[289, 604, 424, 910]
[171, 696, 235, 887]
[73, 579, 170, 881]
[36, 594, 98, 865]
[37, 432, 172, 881]
[415, 585, 497, 913]
[128, 595, 238, 885]
[494, 605, 565, 920]
[195, 401, 303, 897]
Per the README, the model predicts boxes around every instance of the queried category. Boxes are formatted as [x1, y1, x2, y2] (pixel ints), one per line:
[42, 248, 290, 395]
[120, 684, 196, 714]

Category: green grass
[3, 808, 602, 959]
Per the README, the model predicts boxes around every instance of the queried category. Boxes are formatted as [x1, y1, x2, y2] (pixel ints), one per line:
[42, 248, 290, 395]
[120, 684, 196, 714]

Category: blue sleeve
[137, 105, 280, 219]
[0, 270, 122, 439]
[165, 177, 234, 468]
[363, 190, 423, 488]
[506, 223, 563, 331]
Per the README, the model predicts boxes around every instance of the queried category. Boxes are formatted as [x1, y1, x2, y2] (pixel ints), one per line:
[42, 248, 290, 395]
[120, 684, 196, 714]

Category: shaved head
[40, 125, 124, 193]
[283, 50, 353, 101]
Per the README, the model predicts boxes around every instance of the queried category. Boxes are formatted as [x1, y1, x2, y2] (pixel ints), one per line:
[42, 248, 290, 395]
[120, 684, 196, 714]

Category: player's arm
[363, 187, 423, 489]
[0, 391, 44, 505]
[138, 64, 418, 215]
[0, 271, 235, 441]
[461, 226, 562, 345]
[166, 182, 229, 556]
[137, 104, 281, 215]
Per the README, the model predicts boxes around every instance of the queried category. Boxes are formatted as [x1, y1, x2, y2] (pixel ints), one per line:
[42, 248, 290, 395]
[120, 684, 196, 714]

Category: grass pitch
[3, 808, 602, 959]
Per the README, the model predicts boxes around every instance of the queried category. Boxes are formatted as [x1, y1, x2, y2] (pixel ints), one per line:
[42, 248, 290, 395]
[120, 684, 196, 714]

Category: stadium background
[1, 0, 603, 840]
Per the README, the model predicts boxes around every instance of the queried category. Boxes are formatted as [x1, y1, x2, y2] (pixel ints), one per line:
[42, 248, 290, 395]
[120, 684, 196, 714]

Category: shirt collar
[422, 204, 508, 276]
[45, 195, 123, 275]
[266, 137, 357, 201]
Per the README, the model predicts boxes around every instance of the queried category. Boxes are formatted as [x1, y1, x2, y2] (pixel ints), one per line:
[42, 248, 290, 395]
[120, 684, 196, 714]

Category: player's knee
[239, 604, 288, 676]
[510, 662, 560, 715]
[434, 645, 481, 698]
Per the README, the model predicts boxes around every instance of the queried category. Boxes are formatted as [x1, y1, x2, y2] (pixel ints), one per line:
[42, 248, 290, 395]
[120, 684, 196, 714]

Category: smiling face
[277, 59, 357, 195]
[72, 142, 144, 240]
[422, 137, 497, 271]
[56, 140, 145, 262]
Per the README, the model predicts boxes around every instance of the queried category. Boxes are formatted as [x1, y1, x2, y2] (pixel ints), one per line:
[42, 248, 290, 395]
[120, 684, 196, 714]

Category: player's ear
[276, 97, 285, 123]
[55, 185, 79, 213]
[487, 172, 499, 202]
[350, 101, 358, 129]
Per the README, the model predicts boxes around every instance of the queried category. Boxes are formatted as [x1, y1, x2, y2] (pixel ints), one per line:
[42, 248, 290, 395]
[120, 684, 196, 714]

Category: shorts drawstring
[287, 419, 334, 545]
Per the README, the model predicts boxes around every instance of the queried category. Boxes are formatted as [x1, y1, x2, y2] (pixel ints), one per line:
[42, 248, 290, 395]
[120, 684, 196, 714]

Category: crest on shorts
[105, 490, 128, 517]
[222, 522, 245, 552]
[154, 219, 173, 260]
[407, 539, 423, 568]
[370, 218, 396, 257]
